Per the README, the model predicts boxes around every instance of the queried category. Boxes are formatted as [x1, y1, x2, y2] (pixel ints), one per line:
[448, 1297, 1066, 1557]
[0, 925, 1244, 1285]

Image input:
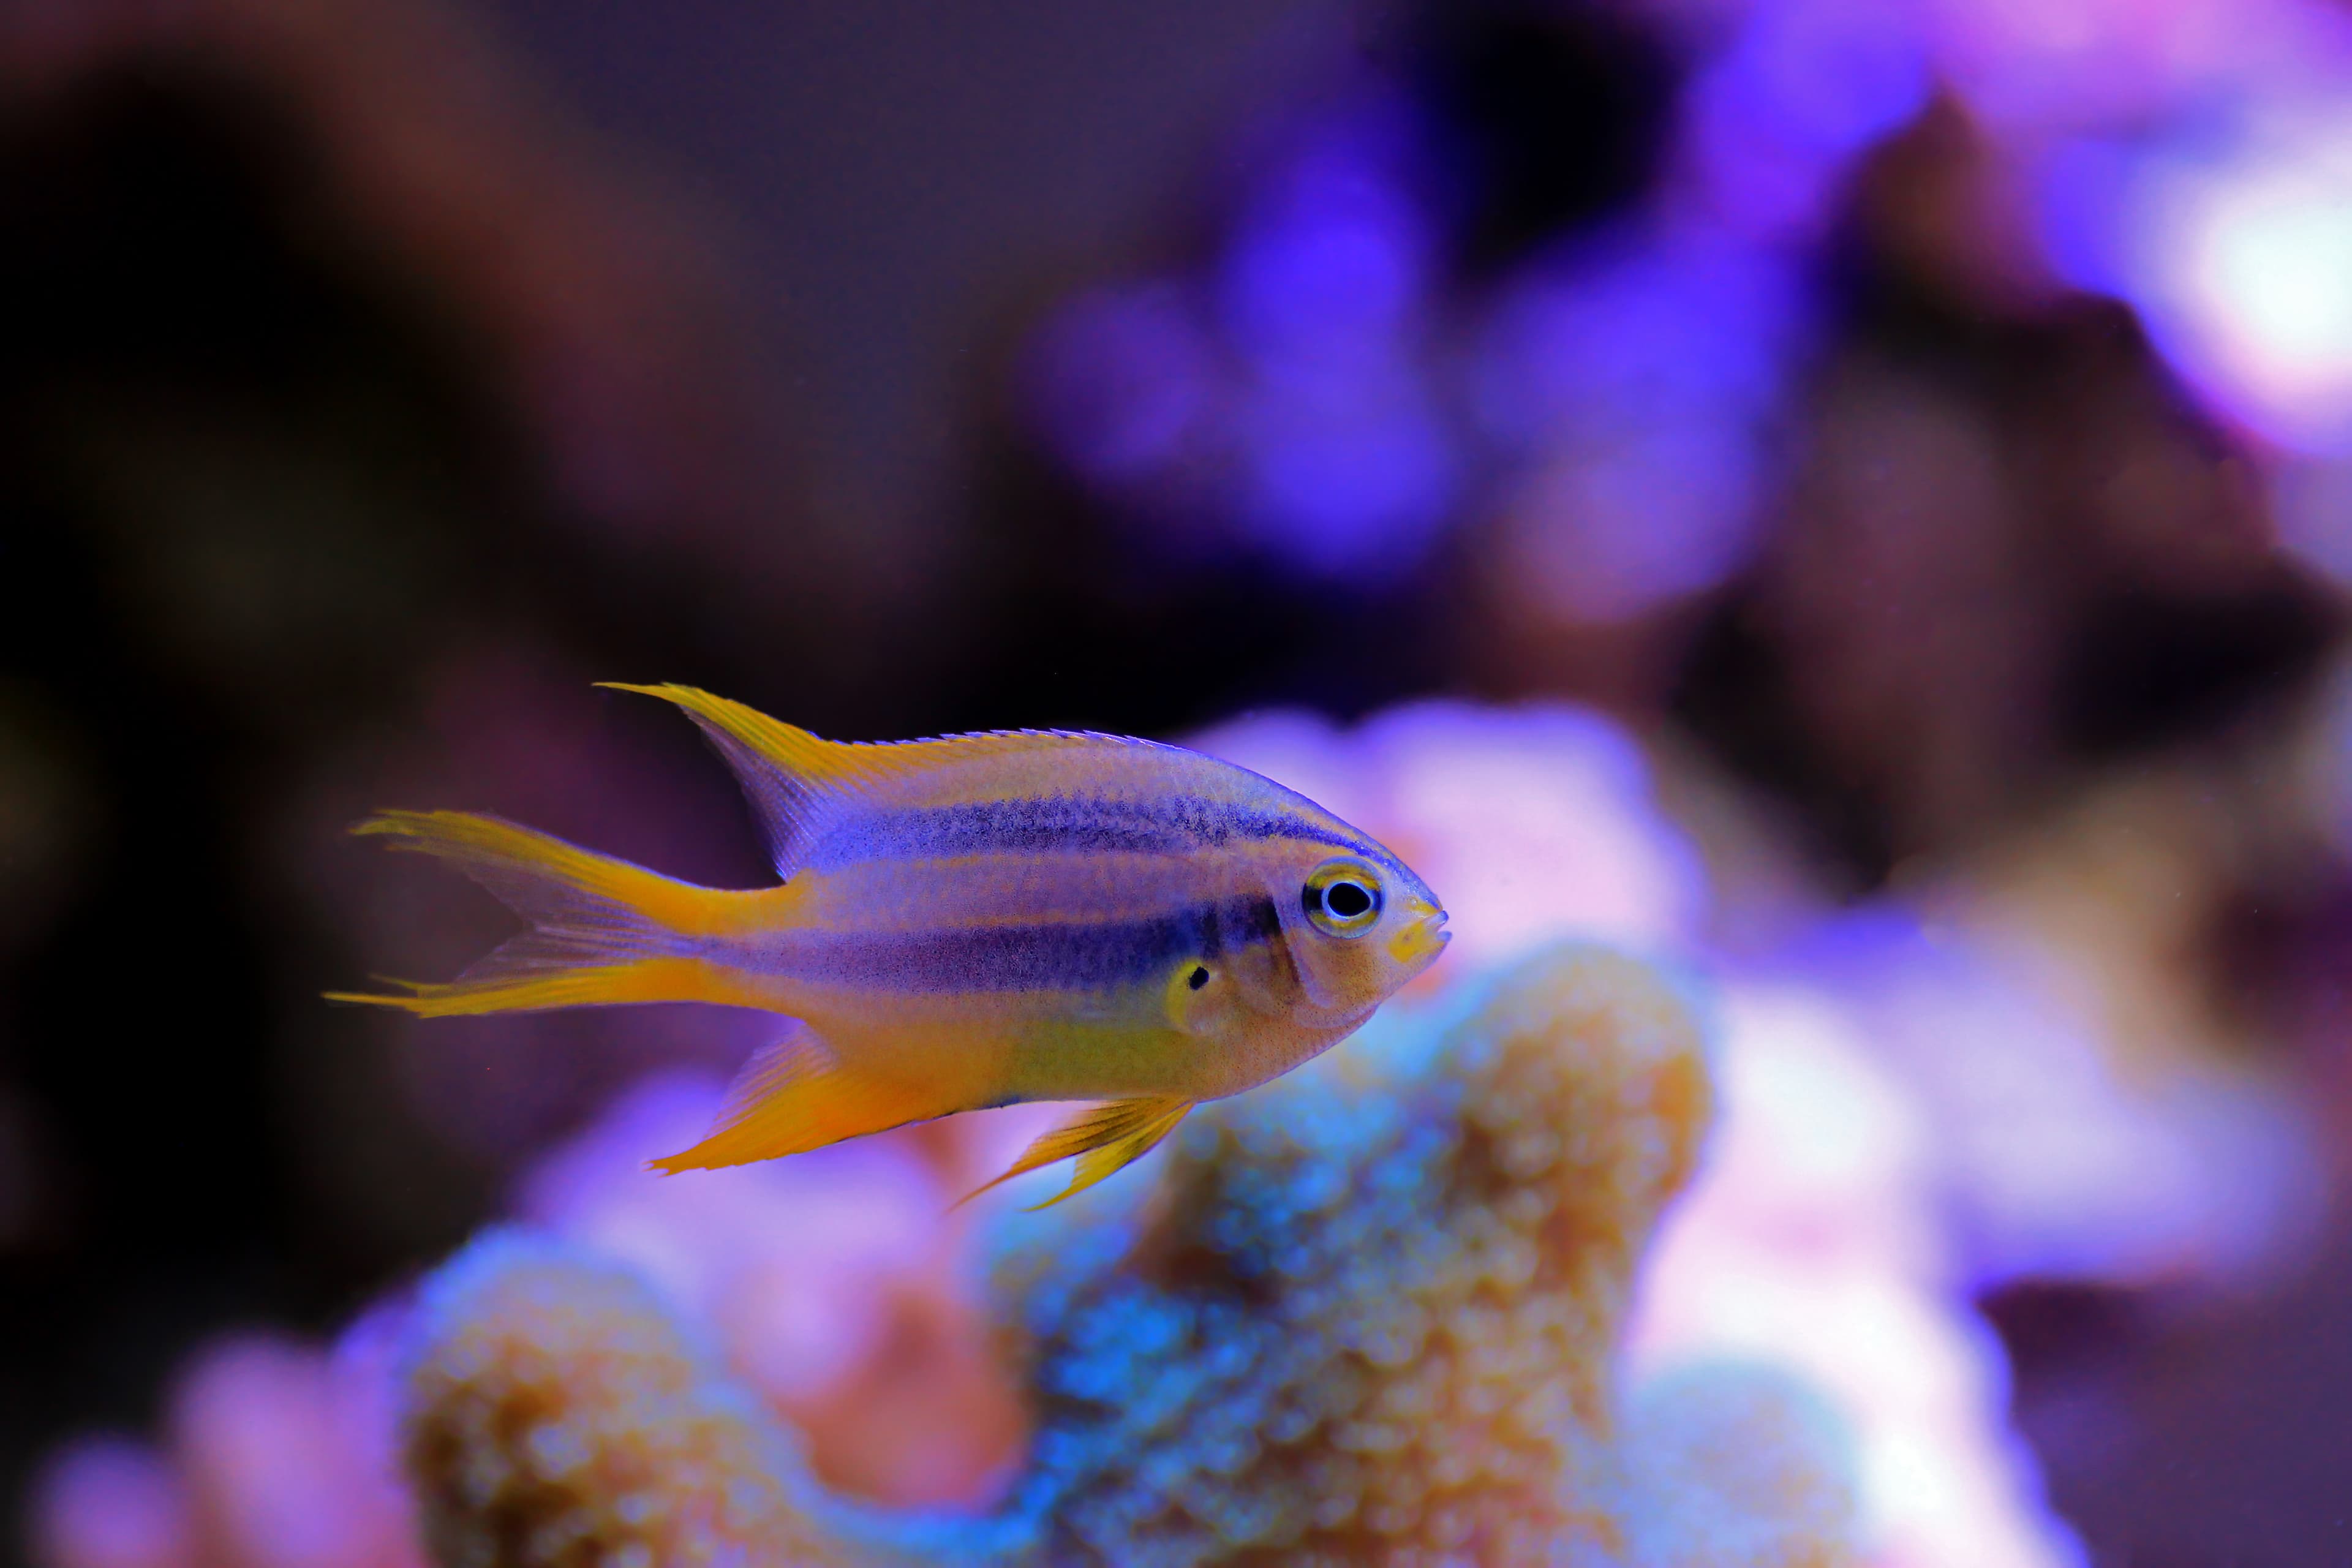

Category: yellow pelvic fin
[650, 1022, 965, 1173]
[961, 1096, 1195, 1211]
[326, 810, 776, 1017]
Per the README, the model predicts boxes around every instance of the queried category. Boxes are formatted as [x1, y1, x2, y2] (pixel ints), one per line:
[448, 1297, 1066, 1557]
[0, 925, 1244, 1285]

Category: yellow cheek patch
[1386, 903, 1450, 967]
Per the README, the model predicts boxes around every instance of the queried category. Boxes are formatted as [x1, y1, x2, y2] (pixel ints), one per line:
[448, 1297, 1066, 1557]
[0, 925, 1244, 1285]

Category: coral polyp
[402, 946, 1856, 1567]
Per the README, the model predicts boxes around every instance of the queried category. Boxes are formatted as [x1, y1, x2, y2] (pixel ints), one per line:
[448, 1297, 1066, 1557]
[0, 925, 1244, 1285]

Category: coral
[512, 1074, 1025, 1509]
[399, 944, 1858, 1567]
[1632, 987, 2086, 1568]
[29, 1331, 427, 1568]
[404, 1246, 849, 1568]
[1621, 1367, 1855, 1568]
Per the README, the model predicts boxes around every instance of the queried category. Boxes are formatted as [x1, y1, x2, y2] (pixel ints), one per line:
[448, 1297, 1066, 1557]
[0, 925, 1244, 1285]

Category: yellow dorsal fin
[960, 1097, 1194, 1211]
[600, 683, 869, 784]
[598, 684, 865, 876]
[599, 682, 1128, 878]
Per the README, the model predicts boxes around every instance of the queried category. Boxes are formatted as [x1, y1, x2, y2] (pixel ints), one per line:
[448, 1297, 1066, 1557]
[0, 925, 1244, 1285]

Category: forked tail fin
[326, 810, 778, 1017]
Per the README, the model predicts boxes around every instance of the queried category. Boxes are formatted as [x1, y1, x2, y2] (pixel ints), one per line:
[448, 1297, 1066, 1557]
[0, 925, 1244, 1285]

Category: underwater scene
[5, 0, 2352, 1564]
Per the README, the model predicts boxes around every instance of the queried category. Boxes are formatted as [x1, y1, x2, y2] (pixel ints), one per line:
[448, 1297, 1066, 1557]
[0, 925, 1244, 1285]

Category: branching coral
[401, 945, 1856, 1567]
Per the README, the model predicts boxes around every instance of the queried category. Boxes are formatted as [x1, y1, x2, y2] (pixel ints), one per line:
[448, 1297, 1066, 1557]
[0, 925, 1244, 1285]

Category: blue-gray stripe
[761, 893, 1288, 993]
[807, 794, 1380, 869]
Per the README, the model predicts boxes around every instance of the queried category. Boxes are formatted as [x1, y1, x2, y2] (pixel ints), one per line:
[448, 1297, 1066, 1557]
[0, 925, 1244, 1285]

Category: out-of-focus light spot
[2085, 109, 2352, 451]
[1796, 911, 2324, 1287]
[1632, 987, 2088, 1568]
[1218, 134, 1429, 356]
[1498, 423, 1767, 622]
[1016, 93, 1460, 585]
[1229, 369, 1457, 582]
[1020, 282, 1217, 485]
[2159, 143, 2352, 443]
[170, 1339, 415, 1568]
[1728, 0, 1929, 159]
[1680, 79, 1847, 241]
[1215, 107, 1459, 584]
[1673, 0, 1926, 242]
[1925, 0, 2286, 135]
[30, 1440, 194, 1568]
[2032, 135, 2136, 296]
[1474, 229, 1793, 442]
[1471, 228, 1804, 622]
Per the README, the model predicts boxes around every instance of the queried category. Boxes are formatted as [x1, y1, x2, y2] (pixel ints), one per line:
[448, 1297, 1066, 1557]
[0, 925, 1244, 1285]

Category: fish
[331, 684, 1450, 1205]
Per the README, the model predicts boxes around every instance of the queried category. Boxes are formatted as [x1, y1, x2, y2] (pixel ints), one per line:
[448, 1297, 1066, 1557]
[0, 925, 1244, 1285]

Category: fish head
[1278, 840, 1450, 1019]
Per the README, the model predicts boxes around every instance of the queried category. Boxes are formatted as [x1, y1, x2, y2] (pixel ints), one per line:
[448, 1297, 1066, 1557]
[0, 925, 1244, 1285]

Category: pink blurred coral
[31, 1441, 195, 1568]
[31, 1335, 424, 1568]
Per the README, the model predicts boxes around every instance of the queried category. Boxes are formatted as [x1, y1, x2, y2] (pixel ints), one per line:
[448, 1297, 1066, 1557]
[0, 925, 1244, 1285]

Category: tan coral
[405, 1259, 843, 1568]
[402, 944, 1858, 1567]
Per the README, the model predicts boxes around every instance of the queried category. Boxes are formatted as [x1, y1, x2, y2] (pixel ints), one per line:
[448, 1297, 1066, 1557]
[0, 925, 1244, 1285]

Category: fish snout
[1387, 902, 1450, 969]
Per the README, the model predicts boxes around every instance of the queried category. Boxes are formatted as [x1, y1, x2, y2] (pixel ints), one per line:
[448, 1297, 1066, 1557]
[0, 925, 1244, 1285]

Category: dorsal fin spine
[600, 684, 1182, 880]
[598, 683, 850, 878]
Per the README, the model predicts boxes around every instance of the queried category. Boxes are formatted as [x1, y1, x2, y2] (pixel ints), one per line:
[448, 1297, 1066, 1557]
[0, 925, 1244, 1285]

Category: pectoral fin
[961, 1097, 1194, 1210]
[651, 1021, 957, 1173]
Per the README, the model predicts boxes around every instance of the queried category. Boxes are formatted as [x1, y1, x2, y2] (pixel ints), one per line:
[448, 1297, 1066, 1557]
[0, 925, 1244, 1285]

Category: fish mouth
[1388, 905, 1450, 968]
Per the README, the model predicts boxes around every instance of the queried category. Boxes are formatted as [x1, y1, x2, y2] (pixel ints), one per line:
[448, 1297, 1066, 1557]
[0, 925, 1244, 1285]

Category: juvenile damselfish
[334, 685, 1450, 1204]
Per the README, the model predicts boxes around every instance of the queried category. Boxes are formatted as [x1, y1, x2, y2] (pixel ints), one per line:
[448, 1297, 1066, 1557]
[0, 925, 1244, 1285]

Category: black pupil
[1188, 965, 1210, 990]
[1325, 880, 1373, 920]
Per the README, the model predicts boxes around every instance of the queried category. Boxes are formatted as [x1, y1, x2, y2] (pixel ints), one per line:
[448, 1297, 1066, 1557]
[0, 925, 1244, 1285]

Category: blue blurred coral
[399, 945, 1859, 1567]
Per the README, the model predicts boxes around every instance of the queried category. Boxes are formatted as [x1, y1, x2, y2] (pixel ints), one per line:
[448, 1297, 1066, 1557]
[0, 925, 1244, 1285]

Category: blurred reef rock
[401, 945, 1856, 1567]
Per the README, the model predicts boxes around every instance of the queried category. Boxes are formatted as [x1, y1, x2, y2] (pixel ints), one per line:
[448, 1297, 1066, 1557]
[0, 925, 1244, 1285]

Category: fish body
[334, 685, 1450, 1203]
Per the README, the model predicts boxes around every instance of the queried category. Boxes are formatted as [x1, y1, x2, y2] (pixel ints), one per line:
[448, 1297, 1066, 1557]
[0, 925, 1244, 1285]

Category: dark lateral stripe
[766, 893, 1287, 994]
[810, 794, 1382, 867]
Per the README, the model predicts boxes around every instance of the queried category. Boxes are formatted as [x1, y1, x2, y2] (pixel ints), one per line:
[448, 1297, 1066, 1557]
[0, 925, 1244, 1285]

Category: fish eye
[1303, 859, 1384, 938]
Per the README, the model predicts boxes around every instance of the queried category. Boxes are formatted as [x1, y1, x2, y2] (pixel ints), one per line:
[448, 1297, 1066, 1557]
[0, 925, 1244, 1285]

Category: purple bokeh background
[5, 0, 2352, 1564]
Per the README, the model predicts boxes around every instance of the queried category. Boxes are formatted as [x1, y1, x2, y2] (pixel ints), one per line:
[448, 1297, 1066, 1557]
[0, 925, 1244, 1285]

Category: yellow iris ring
[1303, 858, 1384, 938]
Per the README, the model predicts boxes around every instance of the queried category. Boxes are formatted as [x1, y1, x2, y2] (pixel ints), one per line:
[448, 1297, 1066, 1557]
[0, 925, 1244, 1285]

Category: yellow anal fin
[962, 1097, 1194, 1211]
[650, 1022, 960, 1174]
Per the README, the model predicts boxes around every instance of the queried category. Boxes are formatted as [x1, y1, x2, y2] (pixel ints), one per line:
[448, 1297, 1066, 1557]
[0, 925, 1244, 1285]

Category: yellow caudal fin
[327, 810, 777, 1017]
[960, 1097, 1194, 1210]
[650, 1021, 962, 1172]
